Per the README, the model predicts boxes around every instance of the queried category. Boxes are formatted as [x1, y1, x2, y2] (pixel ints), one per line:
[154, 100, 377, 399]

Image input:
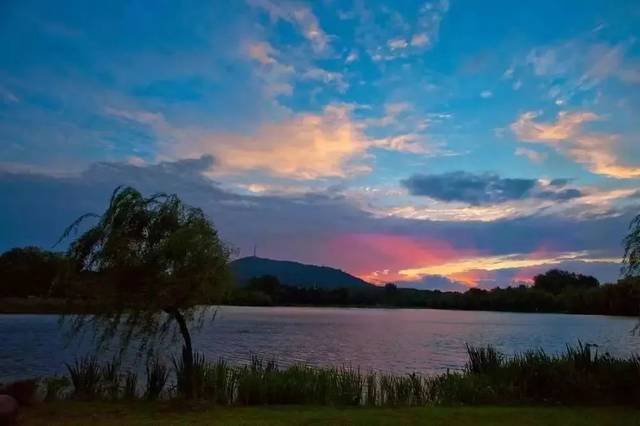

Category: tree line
[228, 270, 639, 316]
[3, 245, 636, 316]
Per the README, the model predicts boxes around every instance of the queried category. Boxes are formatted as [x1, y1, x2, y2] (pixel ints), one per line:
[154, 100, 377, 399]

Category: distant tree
[533, 269, 599, 295]
[247, 275, 281, 296]
[59, 186, 232, 398]
[384, 283, 398, 292]
[0, 247, 65, 297]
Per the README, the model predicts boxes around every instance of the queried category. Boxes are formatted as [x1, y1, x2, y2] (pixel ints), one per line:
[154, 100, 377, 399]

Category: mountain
[230, 256, 373, 289]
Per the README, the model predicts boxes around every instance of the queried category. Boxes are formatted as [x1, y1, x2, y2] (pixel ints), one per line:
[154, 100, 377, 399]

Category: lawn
[19, 402, 640, 426]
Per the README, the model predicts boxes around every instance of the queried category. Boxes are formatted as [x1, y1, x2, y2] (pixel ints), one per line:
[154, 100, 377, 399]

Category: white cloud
[387, 38, 408, 50]
[515, 147, 547, 164]
[525, 40, 640, 102]
[303, 67, 349, 92]
[345, 49, 359, 64]
[248, 0, 329, 53]
[480, 90, 493, 98]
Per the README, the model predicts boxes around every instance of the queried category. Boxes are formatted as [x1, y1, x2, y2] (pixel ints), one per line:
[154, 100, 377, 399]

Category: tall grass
[123, 371, 138, 400]
[52, 342, 640, 406]
[100, 357, 120, 399]
[466, 344, 504, 373]
[65, 356, 101, 399]
[145, 358, 169, 400]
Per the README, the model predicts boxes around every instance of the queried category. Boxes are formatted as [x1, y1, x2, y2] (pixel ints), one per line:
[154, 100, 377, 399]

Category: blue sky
[1, 0, 640, 289]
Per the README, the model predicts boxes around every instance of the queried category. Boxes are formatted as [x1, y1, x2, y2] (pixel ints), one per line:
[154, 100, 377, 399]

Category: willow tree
[623, 214, 640, 278]
[622, 213, 640, 333]
[60, 186, 232, 397]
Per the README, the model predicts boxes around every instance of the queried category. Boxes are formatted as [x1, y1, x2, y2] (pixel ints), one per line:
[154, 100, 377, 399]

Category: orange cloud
[154, 104, 438, 180]
[511, 111, 640, 178]
[181, 104, 371, 179]
[398, 251, 619, 283]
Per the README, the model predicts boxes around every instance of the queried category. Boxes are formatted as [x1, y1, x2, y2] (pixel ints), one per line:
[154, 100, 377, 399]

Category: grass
[50, 343, 640, 406]
[19, 401, 640, 426]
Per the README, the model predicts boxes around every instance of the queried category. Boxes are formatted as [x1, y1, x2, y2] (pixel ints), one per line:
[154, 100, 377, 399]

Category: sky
[1, 0, 640, 291]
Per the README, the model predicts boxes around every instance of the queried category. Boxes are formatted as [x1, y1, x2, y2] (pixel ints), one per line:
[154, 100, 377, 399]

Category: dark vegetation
[1, 185, 639, 407]
[228, 270, 640, 316]
[11, 343, 639, 407]
[23, 186, 233, 400]
[1, 247, 639, 316]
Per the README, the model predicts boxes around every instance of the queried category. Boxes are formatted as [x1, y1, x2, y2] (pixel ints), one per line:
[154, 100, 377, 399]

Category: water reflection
[1, 306, 638, 381]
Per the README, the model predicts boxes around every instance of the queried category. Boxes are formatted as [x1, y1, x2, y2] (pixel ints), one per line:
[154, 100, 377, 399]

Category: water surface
[1, 306, 638, 381]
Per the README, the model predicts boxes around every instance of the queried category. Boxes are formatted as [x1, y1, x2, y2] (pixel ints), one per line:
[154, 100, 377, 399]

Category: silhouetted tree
[247, 275, 281, 296]
[59, 186, 232, 398]
[0, 247, 65, 297]
[533, 269, 599, 295]
[623, 213, 640, 278]
[384, 283, 398, 292]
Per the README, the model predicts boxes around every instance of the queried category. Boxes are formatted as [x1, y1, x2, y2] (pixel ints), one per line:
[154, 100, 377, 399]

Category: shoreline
[1, 297, 637, 318]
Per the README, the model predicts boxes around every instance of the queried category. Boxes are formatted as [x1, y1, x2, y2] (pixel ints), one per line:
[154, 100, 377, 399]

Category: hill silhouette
[230, 256, 373, 289]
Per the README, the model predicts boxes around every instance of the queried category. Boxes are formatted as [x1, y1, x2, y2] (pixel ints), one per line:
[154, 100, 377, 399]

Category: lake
[1, 306, 638, 381]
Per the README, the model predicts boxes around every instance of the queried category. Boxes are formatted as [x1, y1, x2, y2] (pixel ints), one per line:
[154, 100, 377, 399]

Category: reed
[123, 371, 138, 400]
[65, 356, 101, 400]
[145, 358, 169, 400]
[55, 342, 640, 406]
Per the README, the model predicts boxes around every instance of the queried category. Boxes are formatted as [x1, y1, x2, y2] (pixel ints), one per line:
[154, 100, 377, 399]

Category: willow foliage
[58, 186, 233, 359]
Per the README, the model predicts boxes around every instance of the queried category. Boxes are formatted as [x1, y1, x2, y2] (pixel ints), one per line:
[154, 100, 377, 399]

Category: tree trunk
[168, 308, 194, 398]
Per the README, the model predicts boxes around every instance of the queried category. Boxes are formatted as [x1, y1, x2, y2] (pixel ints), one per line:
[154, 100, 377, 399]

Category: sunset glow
[1, 0, 639, 290]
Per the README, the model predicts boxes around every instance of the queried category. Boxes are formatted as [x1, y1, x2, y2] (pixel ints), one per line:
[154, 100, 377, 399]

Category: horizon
[2, 0, 640, 292]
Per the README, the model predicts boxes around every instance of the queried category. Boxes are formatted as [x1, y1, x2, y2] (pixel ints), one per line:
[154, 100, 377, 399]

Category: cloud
[410, 33, 430, 47]
[345, 50, 358, 64]
[173, 104, 370, 179]
[398, 275, 469, 292]
[302, 67, 348, 92]
[511, 111, 640, 178]
[515, 147, 547, 163]
[525, 40, 640, 103]
[363, 102, 411, 127]
[401, 171, 583, 205]
[0, 158, 635, 287]
[247, 41, 277, 65]
[245, 41, 295, 97]
[387, 38, 408, 50]
[480, 90, 493, 98]
[248, 0, 329, 53]
[354, 0, 448, 62]
[108, 102, 441, 180]
[398, 251, 620, 282]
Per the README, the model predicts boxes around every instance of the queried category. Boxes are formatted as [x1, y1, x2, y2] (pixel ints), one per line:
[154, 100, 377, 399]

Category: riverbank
[19, 401, 640, 425]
